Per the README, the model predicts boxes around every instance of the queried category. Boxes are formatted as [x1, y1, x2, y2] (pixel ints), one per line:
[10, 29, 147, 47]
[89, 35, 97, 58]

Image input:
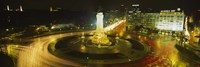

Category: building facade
[156, 10, 185, 31]
[127, 12, 159, 30]
[127, 7, 185, 32]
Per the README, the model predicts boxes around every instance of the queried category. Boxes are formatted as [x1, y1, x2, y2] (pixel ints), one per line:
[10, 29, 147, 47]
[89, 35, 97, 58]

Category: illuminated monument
[91, 12, 110, 45]
[96, 12, 104, 32]
[49, 11, 150, 65]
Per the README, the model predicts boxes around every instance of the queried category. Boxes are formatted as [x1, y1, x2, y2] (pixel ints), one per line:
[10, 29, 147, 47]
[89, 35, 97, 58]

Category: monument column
[91, 12, 110, 45]
[96, 12, 104, 32]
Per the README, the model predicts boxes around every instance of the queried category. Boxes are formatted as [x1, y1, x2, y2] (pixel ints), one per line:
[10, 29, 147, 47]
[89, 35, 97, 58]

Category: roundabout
[47, 12, 150, 65]
[49, 34, 150, 64]
[8, 12, 153, 67]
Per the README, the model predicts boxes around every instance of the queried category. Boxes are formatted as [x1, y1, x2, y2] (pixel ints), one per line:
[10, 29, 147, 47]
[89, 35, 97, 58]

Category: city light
[104, 20, 126, 31]
[156, 11, 185, 31]
[6, 5, 10, 11]
[20, 5, 23, 11]
[1, 1, 200, 67]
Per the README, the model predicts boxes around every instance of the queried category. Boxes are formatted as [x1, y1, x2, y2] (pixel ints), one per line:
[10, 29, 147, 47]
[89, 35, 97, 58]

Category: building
[126, 4, 185, 32]
[156, 9, 185, 31]
[3, 0, 23, 12]
[127, 12, 159, 30]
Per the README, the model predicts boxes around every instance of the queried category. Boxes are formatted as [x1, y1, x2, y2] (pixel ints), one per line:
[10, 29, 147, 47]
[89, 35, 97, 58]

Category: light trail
[1, 20, 194, 67]
[3, 19, 191, 66]
[104, 20, 126, 32]
[184, 16, 190, 39]
[147, 36, 187, 66]
[17, 32, 85, 67]
[4, 20, 126, 67]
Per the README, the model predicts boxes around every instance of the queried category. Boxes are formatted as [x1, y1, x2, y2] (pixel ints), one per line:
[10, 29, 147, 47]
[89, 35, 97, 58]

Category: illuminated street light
[6, 29, 9, 31]
[20, 5, 23, 11]
[6, 5, 10, 11]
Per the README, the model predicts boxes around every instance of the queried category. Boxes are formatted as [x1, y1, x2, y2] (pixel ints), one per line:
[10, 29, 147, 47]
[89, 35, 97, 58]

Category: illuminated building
[127, 4, 185, 31]
[127, 12, 159, 30]
[5, 4, 23, 12]
[156, 9, 185, 31]
[127, 4, 159, 30]
[131, 4, 140, 13]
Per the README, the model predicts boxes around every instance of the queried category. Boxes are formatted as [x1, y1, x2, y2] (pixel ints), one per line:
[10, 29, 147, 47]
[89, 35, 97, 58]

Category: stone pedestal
[91, 32, 110, 45]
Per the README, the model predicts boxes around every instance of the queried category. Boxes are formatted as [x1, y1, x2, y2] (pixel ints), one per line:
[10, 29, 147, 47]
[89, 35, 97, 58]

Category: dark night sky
[1, 0, 200, 11]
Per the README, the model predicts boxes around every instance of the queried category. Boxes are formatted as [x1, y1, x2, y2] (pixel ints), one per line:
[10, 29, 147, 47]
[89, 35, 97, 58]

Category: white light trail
[104, 20, 126, 32]
[16, 32, 85, 67]
[5, 19, 125, 67]
[184, 16, 190, 39]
